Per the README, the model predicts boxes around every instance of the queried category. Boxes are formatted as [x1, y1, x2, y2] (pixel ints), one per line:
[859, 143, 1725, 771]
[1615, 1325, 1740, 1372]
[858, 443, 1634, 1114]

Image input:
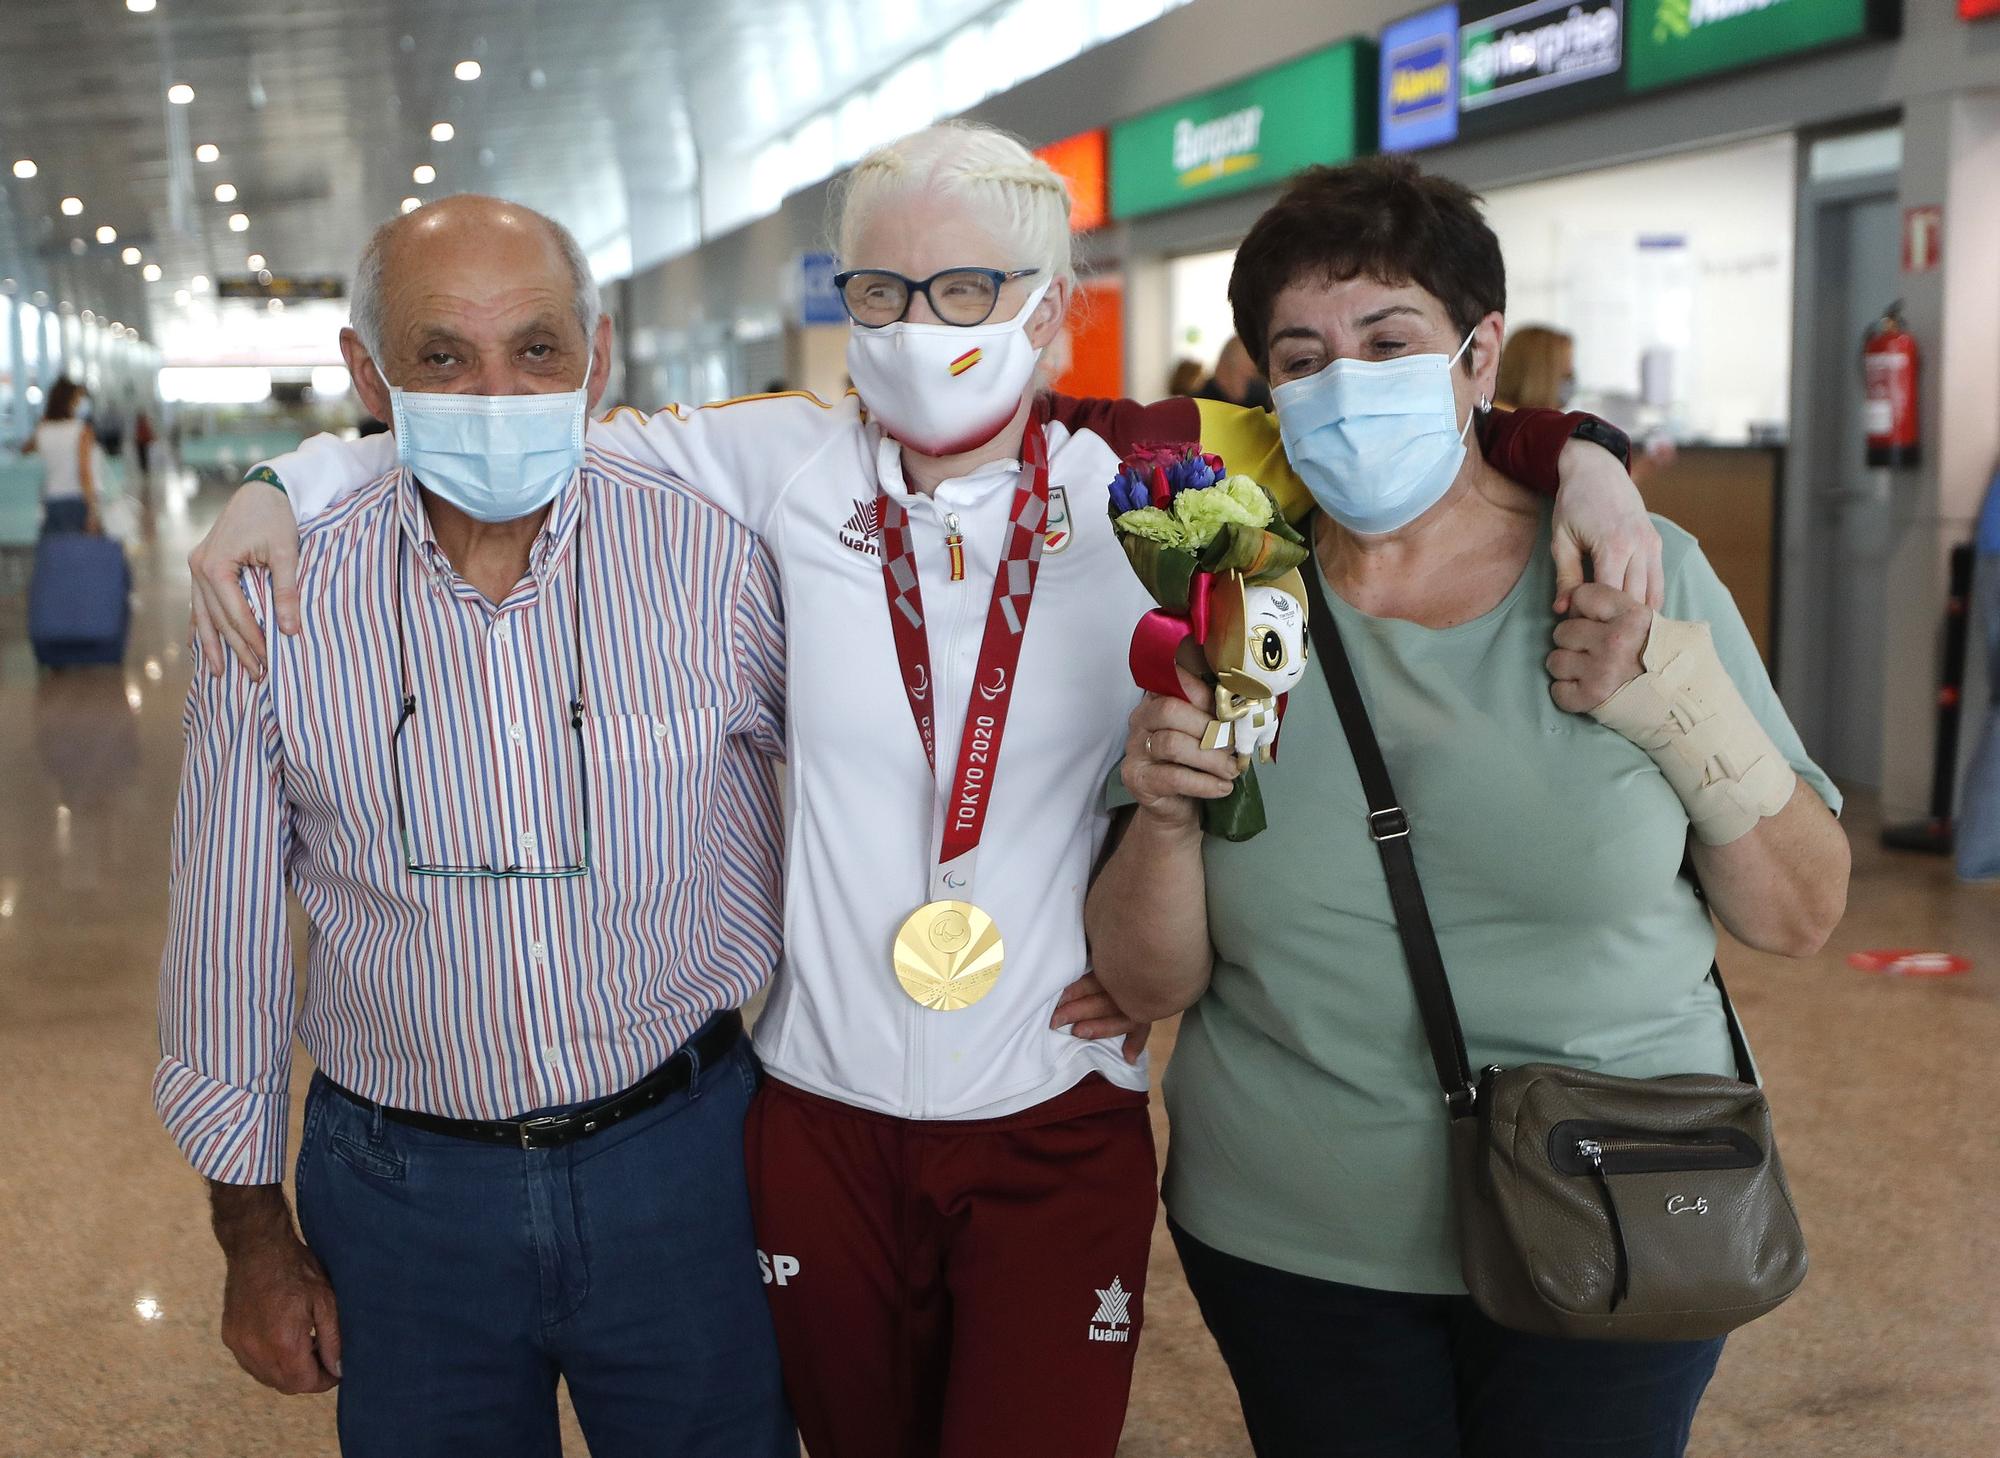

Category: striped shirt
[155, 449, 786, 1184]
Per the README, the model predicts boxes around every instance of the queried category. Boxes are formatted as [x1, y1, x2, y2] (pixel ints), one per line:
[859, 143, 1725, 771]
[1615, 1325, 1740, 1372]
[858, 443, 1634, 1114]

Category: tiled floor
[1, 476, 1995, 1457]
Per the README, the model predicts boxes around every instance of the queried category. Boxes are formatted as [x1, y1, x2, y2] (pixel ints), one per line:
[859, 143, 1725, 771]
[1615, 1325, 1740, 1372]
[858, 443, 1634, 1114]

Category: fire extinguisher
[1862, 302, 1920, 468]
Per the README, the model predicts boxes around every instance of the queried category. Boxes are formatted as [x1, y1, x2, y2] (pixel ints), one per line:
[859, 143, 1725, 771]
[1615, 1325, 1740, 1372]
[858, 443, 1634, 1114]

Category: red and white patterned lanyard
[876, 403, 1051, 903]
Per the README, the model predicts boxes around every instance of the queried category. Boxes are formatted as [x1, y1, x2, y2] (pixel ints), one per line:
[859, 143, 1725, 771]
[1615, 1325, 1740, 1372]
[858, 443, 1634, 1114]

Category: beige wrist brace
[1589, 615, 1795, 845]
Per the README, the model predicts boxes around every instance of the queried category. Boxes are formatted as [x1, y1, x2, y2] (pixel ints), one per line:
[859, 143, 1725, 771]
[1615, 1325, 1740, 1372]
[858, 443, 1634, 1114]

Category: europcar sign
[1625, 0, 1900, 92]
[1109, 40, 1373, 219]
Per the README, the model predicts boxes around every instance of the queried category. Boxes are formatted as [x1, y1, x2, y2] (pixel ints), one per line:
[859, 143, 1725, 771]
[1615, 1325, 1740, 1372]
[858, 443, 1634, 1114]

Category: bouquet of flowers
[1106, 444, 1312, 841]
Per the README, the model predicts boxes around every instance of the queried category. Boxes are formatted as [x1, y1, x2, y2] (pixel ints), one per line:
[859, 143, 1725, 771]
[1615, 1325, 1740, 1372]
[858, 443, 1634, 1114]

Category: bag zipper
[1548, 1122, 1762, 1177]
[1575, 1139, 1630, 1311]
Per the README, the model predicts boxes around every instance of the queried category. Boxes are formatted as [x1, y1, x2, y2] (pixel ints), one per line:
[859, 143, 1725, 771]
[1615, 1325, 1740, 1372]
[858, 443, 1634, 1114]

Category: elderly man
[155, 195, 792, 1457]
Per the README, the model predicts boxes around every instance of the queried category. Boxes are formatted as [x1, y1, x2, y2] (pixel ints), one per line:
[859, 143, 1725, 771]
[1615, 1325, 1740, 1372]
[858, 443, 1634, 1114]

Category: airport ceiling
[0, 0, 997, 329]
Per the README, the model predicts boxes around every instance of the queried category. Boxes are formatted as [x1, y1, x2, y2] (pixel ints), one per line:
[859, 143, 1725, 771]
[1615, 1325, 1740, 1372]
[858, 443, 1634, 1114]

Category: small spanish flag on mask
[948, 347, 982, 377]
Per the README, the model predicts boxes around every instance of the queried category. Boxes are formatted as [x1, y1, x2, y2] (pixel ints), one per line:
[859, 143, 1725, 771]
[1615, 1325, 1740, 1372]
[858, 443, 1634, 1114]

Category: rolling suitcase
[28, 531, 132, 667]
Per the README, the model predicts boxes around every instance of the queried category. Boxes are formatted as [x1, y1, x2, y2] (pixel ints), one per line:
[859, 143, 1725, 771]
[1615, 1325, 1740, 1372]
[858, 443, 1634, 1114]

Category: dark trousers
[744, 1074, 1158, 1458]
[1171, 1220, 1724, 1458]
[295, 1024, 793, 1458]
[41, 498, 88, 535]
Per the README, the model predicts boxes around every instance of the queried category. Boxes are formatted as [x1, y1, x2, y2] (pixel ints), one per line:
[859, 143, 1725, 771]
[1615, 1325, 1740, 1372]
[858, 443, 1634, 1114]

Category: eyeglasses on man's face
[834, 267, 1040, 328]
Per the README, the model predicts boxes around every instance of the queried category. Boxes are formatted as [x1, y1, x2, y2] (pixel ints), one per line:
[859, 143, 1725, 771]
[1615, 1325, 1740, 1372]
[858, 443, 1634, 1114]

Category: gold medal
[893, 900, 1004, 1011]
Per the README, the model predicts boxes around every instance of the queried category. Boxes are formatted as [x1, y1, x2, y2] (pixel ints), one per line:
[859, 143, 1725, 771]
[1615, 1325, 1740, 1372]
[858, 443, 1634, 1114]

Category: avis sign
[1110, 40, 1372, 219]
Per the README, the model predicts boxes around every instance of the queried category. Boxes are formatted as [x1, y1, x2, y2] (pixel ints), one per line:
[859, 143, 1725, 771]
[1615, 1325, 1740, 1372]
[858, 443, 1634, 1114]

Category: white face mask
[382, 354, 591, 523]
[846, 278, 1052, 457]
[1272, 330, 1478, 537]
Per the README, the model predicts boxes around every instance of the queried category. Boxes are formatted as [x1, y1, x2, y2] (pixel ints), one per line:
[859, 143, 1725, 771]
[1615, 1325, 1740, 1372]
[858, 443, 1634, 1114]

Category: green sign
[1626, 0, 1893, 93]
[1109, 40, 1374, 220]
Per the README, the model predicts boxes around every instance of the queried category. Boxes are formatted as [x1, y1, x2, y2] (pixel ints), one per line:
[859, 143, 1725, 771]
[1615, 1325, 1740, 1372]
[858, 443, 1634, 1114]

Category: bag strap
[1299, 558, 1480, 1115]
[1299, 542, 1761, 1103]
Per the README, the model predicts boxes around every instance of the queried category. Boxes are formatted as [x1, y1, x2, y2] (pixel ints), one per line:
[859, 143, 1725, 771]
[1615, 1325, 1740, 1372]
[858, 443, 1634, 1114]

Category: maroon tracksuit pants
[744, 1073, 1159, 1458]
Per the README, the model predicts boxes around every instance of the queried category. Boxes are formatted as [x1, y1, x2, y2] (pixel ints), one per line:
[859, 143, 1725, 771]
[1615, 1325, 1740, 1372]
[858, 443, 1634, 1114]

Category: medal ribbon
[877, 401, 1050, 903]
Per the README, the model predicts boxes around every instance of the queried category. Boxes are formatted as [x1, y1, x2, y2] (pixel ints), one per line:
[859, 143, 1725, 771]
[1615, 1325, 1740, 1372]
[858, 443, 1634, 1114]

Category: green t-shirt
[1161, 514, 1839, 1295]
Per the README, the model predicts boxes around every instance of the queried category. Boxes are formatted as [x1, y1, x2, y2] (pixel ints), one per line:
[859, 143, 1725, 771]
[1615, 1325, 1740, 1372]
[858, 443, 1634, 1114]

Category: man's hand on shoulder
[189, 481, 302, 680]
[209, 1182, 341, 1395]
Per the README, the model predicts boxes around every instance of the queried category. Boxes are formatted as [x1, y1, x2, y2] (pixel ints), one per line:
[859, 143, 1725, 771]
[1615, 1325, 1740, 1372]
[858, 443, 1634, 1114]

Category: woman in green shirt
[1087, 159, 1849, 1458]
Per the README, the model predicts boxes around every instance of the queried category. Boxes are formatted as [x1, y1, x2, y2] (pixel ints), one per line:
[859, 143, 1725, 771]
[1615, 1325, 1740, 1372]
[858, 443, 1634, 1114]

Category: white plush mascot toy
[1198, 569, 1310, 767]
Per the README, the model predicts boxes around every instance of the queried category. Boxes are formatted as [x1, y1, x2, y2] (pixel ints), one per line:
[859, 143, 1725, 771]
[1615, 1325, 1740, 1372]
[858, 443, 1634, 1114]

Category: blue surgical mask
[383, 356, 590, 523]
[1272, 331, 1477, 536]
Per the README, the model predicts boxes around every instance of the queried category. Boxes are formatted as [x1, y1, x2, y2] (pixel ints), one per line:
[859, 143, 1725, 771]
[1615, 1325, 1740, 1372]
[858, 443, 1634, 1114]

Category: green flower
[1114, 505, 1189, 547]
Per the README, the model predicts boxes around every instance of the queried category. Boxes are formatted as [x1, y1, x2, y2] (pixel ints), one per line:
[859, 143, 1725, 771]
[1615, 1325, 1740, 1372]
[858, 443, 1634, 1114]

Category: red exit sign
[1964, 0, 2000, 19]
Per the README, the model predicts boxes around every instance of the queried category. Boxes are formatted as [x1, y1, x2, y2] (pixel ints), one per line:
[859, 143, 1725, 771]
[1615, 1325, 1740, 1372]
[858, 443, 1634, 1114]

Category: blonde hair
[1495, 325, 1574, 411]
[834, 122, 1075, 287]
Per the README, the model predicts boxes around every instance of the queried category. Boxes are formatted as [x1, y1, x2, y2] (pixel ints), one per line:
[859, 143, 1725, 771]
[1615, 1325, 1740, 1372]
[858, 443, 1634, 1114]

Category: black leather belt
[325, 1010, 743, 1151]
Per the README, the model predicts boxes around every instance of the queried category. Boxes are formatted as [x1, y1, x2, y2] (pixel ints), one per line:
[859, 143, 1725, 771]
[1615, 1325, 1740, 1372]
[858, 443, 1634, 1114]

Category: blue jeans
[1958, 551, 2000, 880]
[1172, 1220, 1723, 1457]
[41, 498, 88, 535]
[295, 1025, 793, 1458]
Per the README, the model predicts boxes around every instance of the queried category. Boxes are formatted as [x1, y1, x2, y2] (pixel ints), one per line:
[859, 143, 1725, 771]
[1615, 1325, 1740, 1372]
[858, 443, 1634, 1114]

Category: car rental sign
[1460, 0, 1623, 112]
[1109, 40, 1373, 219]
[1381, 3, 1462, 152]
[1382, 0, 1628, 152]
[1625, 0, 1900, 92]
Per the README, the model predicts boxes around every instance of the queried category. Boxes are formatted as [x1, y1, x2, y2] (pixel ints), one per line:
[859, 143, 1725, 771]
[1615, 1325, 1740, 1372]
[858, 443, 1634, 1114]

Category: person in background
[1502, 325, 1679, 490]
[133, 410, 157, 476]
[1193, 337, 1273, 411]
[1957, 463, 2000, 881]
[1167, 357, 1207, 396]
[31, 377, 100, 535]
[1495, 324, 1574, 411]
[1088, 157, 1849, 1458]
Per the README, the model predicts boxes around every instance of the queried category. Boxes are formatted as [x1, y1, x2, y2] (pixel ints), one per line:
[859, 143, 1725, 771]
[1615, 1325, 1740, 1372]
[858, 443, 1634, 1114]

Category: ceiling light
[167, 84, 195, 105]
[228, 212, 249, 231]
[174, 289, 190, 305]
[400, 196, 421, 213]
[12, 159, 36, 179]
[60, 196, 83, 215]
[96, 225, 117, 243]
[190, 274, 210, 293]
[412, 164, 436, 184]
[214, 182, 237, 202]
[128, 0, 158, 10]
[121, 246, 142, 265]
[81, 309, 94, 322]
[454, 60, 482, 81]
[267, 298, 284, 312]
[143, 263, 162, 282]
[431, 123, 455, 142]
[246, 252, 265, 270]
[69, 238, 87, 255]
[195, 143, 219, 163]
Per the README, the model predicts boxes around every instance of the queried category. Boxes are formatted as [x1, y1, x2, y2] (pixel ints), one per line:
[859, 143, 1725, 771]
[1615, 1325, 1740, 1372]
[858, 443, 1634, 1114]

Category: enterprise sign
[1380, 0, 1627, 152]
[1461, 0, 1624, 111]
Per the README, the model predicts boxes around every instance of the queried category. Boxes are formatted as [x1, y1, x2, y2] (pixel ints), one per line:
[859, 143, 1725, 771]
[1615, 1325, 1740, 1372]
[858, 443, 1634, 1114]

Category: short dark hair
[1229, 156, 1505, 372]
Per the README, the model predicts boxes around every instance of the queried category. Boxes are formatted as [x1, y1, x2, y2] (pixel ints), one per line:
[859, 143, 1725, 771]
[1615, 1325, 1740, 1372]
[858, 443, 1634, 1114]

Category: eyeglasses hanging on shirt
[389, 527, 593, 880]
